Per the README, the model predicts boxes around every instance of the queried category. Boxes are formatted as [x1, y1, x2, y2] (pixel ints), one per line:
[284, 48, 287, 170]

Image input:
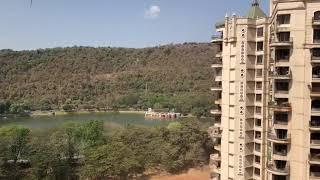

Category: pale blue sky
[0, 0, 268, 50]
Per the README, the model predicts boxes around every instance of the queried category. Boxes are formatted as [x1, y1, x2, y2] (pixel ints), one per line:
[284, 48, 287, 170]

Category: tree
[0, 101, 10, 114]
[0, 126, 31, 179]
[82, 142, 142, 180]
[77, 120, 105, 147]
[39, 99, 52, 111]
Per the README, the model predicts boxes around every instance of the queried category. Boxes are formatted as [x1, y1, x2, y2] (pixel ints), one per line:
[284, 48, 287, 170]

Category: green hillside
[0, 43, 217, 116]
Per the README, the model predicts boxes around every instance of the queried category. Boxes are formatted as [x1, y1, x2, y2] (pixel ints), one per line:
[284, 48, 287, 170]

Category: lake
[0, 112, 174, 130]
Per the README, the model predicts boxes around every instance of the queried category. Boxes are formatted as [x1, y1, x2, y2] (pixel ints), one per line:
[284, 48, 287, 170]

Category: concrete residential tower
[209, 0, 320, 180]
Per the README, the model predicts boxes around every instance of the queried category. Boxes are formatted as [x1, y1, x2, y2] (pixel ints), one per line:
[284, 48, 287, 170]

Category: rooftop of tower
[246, 0, 267, 18]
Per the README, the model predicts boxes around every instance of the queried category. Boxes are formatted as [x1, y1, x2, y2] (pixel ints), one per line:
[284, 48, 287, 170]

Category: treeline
[0, 119, 213, 179]
[0, 43, 218, 116]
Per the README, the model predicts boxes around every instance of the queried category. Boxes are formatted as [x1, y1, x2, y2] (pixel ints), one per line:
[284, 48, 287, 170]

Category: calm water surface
[0, 112, 172, 130]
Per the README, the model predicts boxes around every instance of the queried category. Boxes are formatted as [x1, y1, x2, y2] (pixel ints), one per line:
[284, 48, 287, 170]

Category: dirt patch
[150, 166, 210, 180]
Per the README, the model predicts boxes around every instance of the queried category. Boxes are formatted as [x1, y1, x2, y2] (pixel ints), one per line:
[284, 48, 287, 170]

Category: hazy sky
[0, 0, 268, 50]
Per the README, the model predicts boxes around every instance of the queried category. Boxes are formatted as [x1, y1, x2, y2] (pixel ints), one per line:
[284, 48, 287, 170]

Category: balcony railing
[268, 132, 290, 144]
[310, 171, 320, 178]
[274, 120, 289, 126]
[309, 154, 320, 165]
[269, 101, 291, 112]
[311, 87, 320, 97]
[270, 37, 293, 47]
[210, 109, 222, 116]
[311, 139, 320, 146]
[211, 60, 223, 68]
[311, 108, 320, 115]
[269, 70, 291, 80]
[215, 52, 222, 59]
[211, 35, 223, 43]
[273, 150, 288, 157]
[312, 55, 320, 63]
[267, 162, 290, 176]
[313, 17, 320, 26]
[310, 121, 320, 131]
[312, 74, 320, 82]
[210, 153, 221, 162]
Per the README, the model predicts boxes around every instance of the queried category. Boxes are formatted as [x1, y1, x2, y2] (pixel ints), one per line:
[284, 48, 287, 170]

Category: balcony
[275, 49, 290, 64]
[268, 132, 290, 144]
[208, 126, 222, 139]
[215, 71, 222, 82]
[211, 35, 223, 43]
[311, 83, 320, 97]
[311, 139, 320, 149]
[310, 120, 320, 131]
[273, 150, 288, 161]
[270, 37, 293, 47]
[309, 150, 320, 165]
[269, 67, 291, 80]
[313, 66, 320, 83]
[274, 81, 290, 97]
[312, 55, 320, 64]
[210, 153, 221, 162]
[313, 17, 320, 26]
[267, 161, 290, 176]
[210, 108, 222, 116]
[214, 144, 221, 151]
[244, 156, 254, 168]
[210, 172, 220, 180]
[215, 52, 222, 58]
[312, 99, 320, 116]
[244, 143, 254, 156]
[211, 87, 222, 91]
[215, 99, 222, 105]
[310, 165, 320, 179]
[269, 101, 291, 113]
[214, 117, 221, 128]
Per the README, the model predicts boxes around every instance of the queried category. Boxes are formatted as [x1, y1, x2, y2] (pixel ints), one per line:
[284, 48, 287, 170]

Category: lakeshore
[30, 110, 146, 117]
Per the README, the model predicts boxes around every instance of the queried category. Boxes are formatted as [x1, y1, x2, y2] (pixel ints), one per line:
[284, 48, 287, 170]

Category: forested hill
[0, 43, 217, 116]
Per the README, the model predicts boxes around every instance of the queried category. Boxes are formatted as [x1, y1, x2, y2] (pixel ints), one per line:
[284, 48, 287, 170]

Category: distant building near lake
[210, 0, 320, 180]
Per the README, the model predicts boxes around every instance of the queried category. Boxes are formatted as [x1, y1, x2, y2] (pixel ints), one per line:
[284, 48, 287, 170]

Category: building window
[277, 14, 291, 25]
[275, 129, 288, 139]
[255, 143, 261, 152]
[314, 29, 320, 43]
[255, 118, 261, 127]
[276, 49, 290, 61]
[275, 81, 289, 92]
[274, 112, 288, 124]
[257, 27, 264, 37]
[257, 42, 264, 51]
[314, 11, 320, 21]
[313, 66, 320, 78]
[255, 156, 261, 164]
[310, 165, 320, 178]
[274, 144, 287, 156]
[313, 48, 320, 59]
[255, 106, 262, 115]
[277, 32, 290, 42]
[254, 168, 260, 176]
[256, 94, 262, 102]
[257, 55, 263, 64]
[255, 131, 262, 139]
[256, 69, 263, 77]
[312, 99, 320, 111]
[256, 82, 262, 90]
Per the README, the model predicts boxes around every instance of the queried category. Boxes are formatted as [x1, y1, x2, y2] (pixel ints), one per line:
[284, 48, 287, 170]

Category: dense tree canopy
[0, 43, 218, 116]
[0, 119, 213, 179]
